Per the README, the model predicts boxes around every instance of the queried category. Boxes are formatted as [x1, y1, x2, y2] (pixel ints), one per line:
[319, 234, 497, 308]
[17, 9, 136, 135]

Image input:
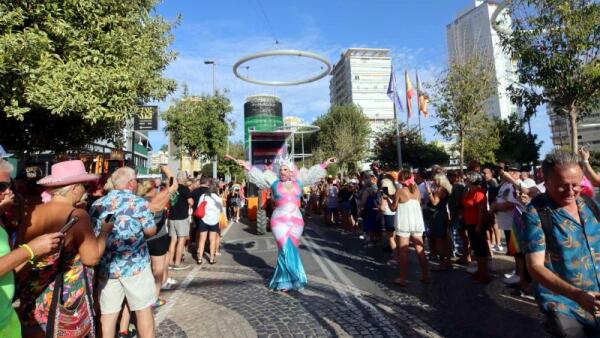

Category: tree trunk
[459, 129, 465, 175]
[568, 105, 578, 154]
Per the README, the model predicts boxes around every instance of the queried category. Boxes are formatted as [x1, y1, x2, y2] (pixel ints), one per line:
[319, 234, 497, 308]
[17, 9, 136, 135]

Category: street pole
[394, 104, 403, 169]
[205, 60, 218, 179]
[131, 129, 135, 168]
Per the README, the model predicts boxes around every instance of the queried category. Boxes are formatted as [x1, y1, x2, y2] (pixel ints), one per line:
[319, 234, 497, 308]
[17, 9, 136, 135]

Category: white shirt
[199, 193, 223, 225]
[495, 180, 521, 230]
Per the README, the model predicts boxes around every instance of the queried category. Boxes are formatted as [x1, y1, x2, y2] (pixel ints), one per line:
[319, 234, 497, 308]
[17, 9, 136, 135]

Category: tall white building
[549, 107, 600, 151]
[329, 48, 394, 134]
[446, 0, 518, 120]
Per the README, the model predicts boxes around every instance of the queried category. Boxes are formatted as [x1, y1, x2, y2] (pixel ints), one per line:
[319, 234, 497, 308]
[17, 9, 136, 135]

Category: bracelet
[583, 160, 590, 164]
[19, 244, 35, 262]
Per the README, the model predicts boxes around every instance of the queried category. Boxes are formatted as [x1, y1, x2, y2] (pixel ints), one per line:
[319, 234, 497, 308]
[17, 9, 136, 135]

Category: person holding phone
[16, 160, 113, 338]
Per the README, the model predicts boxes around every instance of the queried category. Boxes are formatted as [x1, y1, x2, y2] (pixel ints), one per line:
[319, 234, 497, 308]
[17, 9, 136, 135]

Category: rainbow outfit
[245, 164, 327, 290]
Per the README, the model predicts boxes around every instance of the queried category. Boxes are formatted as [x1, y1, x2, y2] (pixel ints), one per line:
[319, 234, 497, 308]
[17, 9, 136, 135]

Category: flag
[405, 70, 414, 118]
[387, 67, 403, 113]
[416, 71, 429, 118]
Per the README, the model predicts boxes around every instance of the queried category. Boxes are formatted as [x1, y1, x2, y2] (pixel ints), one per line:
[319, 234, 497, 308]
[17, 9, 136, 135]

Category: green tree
[163, 91, 233, 170]
[0, 1, 177, 153]
[494, 113, 543, 164]
[160, 144, 168, 152]
[313, 104, 370, 174]
[220, 141, 245, 182]
[462, 113, 500, 165]
[371, 123, 450, 169]
[496, 0, 600, 153]
[430, 57, 496, 172]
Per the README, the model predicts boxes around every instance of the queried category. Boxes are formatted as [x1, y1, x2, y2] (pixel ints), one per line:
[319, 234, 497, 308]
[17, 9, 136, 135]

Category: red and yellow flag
[416, 71, 429, 118]
[405, 70, 414, 118]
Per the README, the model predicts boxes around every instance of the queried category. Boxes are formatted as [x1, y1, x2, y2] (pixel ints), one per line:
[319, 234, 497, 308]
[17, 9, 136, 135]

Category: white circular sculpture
[233, 50, 332, 86]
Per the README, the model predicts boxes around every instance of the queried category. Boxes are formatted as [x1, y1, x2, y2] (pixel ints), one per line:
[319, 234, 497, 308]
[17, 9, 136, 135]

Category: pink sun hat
[37, 160, 99, 187]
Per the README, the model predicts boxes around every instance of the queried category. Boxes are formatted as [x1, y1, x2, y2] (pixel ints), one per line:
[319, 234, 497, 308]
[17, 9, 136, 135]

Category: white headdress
[273, 153, 296, 174]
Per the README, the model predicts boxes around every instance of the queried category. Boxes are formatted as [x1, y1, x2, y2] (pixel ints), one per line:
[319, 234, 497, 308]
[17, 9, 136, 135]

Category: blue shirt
[522, 194, 600, 326]
[90, 189, 155, 279]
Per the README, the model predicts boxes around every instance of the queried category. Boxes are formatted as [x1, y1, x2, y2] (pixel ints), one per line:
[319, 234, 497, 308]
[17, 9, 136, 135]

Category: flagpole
[416, 71, 423, 139]
[394, 101, 403, 169]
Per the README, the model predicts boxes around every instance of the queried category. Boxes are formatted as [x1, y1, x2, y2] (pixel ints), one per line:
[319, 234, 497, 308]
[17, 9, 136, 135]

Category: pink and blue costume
[245, 162, 327, 291]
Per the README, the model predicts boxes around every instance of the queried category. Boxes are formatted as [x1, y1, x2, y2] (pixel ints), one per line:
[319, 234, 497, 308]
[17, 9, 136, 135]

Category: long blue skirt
[268, 238, 307, 291]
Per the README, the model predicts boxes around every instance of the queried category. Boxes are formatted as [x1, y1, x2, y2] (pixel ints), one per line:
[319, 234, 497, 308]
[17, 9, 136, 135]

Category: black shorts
[383, 215, 395, 231]
[465, 224, 491, 258]
[147, 234, 170, 256]
[195, 218, 218, 233]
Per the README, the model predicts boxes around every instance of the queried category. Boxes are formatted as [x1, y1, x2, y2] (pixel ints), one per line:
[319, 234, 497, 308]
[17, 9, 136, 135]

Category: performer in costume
[226, 154, 336, 291]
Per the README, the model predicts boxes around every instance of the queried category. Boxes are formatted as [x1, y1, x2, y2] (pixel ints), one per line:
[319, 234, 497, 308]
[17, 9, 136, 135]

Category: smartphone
[169, 177, 174, 187]
[382, 186, 389, 196]
[59, 216, 80, 234]
[104, 213, 114, 223]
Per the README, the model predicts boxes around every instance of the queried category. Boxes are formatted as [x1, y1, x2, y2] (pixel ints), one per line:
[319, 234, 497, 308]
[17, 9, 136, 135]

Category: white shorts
[98, 268, 156, 314]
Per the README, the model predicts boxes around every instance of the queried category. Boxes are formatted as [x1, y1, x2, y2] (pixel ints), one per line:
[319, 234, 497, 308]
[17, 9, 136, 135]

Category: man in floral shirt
[522, 151, 600, 337]
[91, 167, 157, 338]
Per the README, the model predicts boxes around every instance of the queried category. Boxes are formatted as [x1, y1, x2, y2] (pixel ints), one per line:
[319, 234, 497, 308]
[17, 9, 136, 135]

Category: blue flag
[387, 67, 404, 112]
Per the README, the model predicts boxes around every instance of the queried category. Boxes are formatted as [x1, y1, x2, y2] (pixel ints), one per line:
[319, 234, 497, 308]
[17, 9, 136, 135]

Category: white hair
[177, 171, 188, 184]
[110, 167, 136, 189]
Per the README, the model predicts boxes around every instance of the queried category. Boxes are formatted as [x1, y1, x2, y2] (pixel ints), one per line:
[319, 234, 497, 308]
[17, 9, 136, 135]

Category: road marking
[155, 265, 198, 326]
[302, 225, 442, 338]
[301, 230, 403, 337]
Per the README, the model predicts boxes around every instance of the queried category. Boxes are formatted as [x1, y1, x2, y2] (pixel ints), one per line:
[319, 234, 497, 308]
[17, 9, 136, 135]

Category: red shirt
[463, 187, 486, 225]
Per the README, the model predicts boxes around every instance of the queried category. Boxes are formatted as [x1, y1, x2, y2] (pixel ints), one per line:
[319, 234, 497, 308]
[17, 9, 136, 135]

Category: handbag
[46, 211, 95, 338]
[193, 195, 208, 219]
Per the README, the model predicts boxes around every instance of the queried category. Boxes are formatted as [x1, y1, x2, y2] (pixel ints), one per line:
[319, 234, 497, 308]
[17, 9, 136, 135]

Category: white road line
[155, 265, 198, 326]
[301, 233, 403, 337]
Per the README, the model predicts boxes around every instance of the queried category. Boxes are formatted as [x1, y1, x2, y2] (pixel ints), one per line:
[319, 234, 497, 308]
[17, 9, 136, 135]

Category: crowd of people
[0, 145, 247, 338]
[300, 150, 600, 337]
[2, 143, 600, 337]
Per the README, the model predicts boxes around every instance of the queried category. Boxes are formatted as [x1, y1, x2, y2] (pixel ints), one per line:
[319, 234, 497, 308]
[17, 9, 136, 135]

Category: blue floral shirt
[90, 189, 156, 279]
[522, 194, 600, 326]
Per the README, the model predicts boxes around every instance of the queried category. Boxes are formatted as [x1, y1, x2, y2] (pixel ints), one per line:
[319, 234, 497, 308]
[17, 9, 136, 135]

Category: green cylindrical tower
[244, 95, 283, 151]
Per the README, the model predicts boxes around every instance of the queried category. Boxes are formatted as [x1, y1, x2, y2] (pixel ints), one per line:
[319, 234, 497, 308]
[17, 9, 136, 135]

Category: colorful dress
[17, 247, 92, 332]
[246, 164, 327, 291]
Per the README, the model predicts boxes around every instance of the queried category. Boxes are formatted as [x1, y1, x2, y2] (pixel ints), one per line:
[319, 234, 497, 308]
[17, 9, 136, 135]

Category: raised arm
[225, 154, 276, 189]
[580, 147, 600, 187]
[298, 157, 336, 187]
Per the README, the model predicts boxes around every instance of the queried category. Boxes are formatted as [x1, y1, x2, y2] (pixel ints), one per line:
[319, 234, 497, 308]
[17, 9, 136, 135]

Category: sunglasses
[0, 182, 10, 192]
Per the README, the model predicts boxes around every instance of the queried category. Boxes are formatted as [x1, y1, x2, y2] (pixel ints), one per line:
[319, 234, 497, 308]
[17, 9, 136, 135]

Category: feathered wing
[246, 166, 278, 189]
[297, 164, 327, 187]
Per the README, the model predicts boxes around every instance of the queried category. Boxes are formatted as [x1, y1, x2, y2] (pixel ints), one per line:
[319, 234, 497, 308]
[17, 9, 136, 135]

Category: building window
[354, 75, 360, 80]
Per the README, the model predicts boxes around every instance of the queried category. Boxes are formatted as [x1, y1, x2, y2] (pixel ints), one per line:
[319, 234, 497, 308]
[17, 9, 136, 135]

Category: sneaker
[503, 274, 521, 285]
[167, 277, 178, 285]
[160, 283, 174, 290]
[496, 245, 505, 253]
[504, 270, 516, 279]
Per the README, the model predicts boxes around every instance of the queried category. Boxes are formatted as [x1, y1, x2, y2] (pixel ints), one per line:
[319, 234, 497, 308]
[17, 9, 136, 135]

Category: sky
[147, 0, 553, 157]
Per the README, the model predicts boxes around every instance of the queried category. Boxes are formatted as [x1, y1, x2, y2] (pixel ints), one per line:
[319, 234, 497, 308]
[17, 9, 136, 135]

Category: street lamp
[204, 60, 217, 178]
[204, 60, 216, 95]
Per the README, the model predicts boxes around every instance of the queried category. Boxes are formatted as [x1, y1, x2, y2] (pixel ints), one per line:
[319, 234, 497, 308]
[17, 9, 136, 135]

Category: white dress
[394, 198, 425, 236]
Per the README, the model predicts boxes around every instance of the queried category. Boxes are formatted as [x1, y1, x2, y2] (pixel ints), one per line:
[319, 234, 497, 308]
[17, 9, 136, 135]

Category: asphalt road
[155, 216, 546, 338]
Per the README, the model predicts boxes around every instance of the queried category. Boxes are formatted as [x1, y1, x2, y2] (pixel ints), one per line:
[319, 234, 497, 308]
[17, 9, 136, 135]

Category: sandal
[196, 258, 203, 265]
[209, 257, 216, 265]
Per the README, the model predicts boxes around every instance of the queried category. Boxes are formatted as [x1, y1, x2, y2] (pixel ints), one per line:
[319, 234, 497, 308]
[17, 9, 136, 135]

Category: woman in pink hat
[16, 160, 113, 338]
